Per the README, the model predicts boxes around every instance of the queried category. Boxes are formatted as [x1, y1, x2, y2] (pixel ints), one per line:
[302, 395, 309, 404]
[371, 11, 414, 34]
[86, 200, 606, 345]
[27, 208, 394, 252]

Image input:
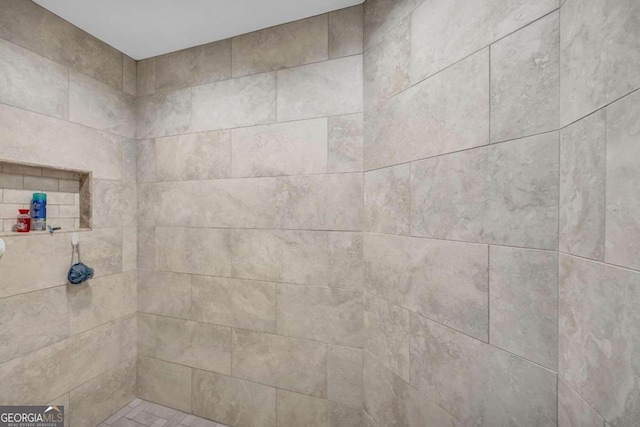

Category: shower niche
[0, 160, 91, 235]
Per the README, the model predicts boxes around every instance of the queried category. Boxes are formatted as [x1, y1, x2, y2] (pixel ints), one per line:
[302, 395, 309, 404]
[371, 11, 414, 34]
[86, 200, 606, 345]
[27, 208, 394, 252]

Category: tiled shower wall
[362, 0, 640, 426]
[0, 1, 138, 425]
[135, 7, 365, 426]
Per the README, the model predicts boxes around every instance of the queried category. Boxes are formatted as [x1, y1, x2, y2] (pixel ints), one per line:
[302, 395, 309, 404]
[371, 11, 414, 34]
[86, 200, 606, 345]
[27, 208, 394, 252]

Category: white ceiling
[33, 0, 363, 60]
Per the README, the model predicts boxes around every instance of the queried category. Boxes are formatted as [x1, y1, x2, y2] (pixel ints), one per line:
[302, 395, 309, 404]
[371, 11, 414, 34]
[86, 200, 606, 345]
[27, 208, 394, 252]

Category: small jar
[17, 209, 30, 233]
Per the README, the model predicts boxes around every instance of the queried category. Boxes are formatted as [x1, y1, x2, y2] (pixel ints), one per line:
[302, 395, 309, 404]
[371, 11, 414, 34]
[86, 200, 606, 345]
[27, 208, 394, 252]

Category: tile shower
[0, 1, 638, 427]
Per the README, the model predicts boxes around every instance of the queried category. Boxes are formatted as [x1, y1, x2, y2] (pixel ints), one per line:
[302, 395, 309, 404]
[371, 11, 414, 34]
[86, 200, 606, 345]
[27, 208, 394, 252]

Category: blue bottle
[31, 193, 47, 231]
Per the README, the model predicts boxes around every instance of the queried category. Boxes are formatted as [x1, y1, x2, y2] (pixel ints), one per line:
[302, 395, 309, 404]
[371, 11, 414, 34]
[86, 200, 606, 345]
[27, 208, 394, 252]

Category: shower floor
[99, 398, 228, 427]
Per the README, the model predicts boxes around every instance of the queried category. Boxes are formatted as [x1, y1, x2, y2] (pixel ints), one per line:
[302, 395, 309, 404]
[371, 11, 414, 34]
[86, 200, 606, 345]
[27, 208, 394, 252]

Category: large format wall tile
[137, 58, 155, 96]
[363, 0, 422, 50]
[67, 271, 136, 334]
[137, 270, 191, 318]
[364, 233, 489, 340]
[232, 15, 328, 77]
[364, 164, 410, 235]
[411, 132, 559, 249]
[136, 88, 191, 139]
[278, 173, 363, 231]
[558, 378, 605, 427]
[228, 229, 281, 282]
[0, 0, 123, 89]
[192, 369, 277, 427]
[137, 356, 191, 413]
[136, 139, 156, 183]
[364, 16, 410, 108]
[155, 40, 231, 92]
[559, 254, 640, 425]
[560, 0, 640, 125]
[0, 286, 69, 364]
[231, 118, 328, 177]
[328, 113, 363, 173]
[410, 314, 557, 426]
[155, 130, 231, 181]
[0, 38, 68, 120]
[92, 179, 137, 228]
[327, 345, 362, 408]
[276, 389, 362, 427]
[156, 227, 231, 277]
[328, 231, 364, 290]
[69, 71, 136, 138]
[364, 294, 411, 381]
[364, 355, 462, 427]
[123, 55, 136, 96]
[277, 284, 363, 347]
[191, 72, 276, 132]
[559, 111, 606, 260]
[411, 0, 557, 82]
[155, 316, 232, 374]
[69, 358, 136, 427]
[329, 5, 363, 59]
[605, 91, 640, 270]
[364, 49, 489, 170]
[277, 55, 363, 121]
[280, 230, 329, 286]
[490, 11, 559, 143]
[489, 246, 558, 369]
[232, 329, 328, 398]
[0, 104, 123, 180]
[191, 276, 276, 333]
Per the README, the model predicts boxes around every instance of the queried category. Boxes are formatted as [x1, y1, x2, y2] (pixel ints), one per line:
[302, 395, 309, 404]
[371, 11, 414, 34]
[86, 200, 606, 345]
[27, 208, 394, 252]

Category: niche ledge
[0, 160, 91, 236]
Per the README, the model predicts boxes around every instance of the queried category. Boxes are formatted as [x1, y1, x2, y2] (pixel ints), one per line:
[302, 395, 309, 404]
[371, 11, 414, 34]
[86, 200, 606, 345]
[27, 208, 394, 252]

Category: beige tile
[156, 130, 231, 181]
[156, 40, 231, 92]
[364, 164, 410, 235]
[329, 5, 364, 59]
[277, 173, 363, 231]
[156, 316, 231, 374]
[0, 38, 68, 119]
[411, 0, 557, 82]
[24, 175, 58, 191]
[137, 226, 158, 271]
[123, 55, 137, 96]
[363, 294, 411, 381]
[410, 314, 557, 426]
[0, 0, 123, 89]
[490, 246, 558, 369]
[0, 103, 123, 181]
[411, 132, 559, 249]
[328, 113, 363, 173]
[231, 118, 328, 177]
[137, 312, 157, 357]
[69, 358, 136, 427]
[364, 16, 410, 108]
[363, 0, 422, 50]
[191, 276, 277, 333]
[122, 138, 137, 183]
[156, 227, 231, 277]
[123, 226, 137, 272]
[47, 393, 69, 427]
[490, 12, 560, 143]
[280, 230, 328, 286]
[364, 355, 462, 427]
[0, 172, 23, 189]
[67, 271, 137, 334]
[137, 88, 191, 139]
[560, 0, 640, 125]
[137, 356, 191, 413]
[277, 283, 363, 347]
[137, 58, 155, 96]
[364, 233, 489, 341]
[232, 329, 328, 397]
[558, 378, 605, 427]
[365, 49, 489, 170]
[228, 229, 280, 282]
[232, 15, 328, 77]
[0, 286, 69, 364]
[328, 231, 363, 290]
[136, 139, 156, 183]
[277, 55, 363, 121]
[191, 72, 276, 133]
[328, 346, 362, 408]
[559, 111, 606, 260]
[192, 369, 276, 427]
[559, 254, 640, 424]
[69, 71, 136, 139]
[605, 91, 640, 270]
[276, 390, 361, 427]
[0, 315, 134, 405]
[137, 270, 191, 318]
[92, 180, 136, 228]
